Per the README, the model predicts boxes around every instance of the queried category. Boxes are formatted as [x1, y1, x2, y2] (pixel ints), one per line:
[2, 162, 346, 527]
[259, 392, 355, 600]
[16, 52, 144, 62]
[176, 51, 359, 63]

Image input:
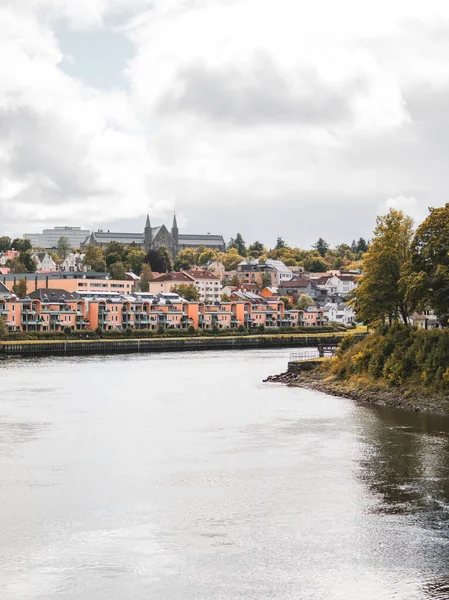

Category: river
[1, 349, 448, 599]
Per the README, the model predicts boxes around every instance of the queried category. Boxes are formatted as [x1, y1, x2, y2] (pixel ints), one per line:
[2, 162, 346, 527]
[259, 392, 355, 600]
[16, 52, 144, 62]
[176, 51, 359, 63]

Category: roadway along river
[1, 349, 449, 600]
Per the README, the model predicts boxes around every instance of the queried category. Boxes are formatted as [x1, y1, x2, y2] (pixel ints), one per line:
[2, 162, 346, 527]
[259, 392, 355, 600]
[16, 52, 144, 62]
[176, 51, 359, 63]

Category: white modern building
[23, 227, 91, 249]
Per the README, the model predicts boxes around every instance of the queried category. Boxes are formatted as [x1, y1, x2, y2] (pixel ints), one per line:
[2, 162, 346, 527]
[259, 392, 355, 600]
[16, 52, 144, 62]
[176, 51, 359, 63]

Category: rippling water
[1, 349, 449, 599]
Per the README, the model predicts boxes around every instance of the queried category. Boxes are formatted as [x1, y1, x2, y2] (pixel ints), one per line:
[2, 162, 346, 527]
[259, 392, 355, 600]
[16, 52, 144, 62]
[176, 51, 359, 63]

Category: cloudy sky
[2, 0, 449, 247]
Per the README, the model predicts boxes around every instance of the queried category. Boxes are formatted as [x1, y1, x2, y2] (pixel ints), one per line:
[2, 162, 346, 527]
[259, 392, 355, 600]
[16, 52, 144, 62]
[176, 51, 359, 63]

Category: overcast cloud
[2, 0, 449, 246]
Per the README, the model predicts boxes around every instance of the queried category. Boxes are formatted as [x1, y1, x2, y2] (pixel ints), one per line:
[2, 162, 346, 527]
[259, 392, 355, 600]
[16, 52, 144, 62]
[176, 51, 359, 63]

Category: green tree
[356, 237, 368, 253]
[139, 263, 153, 292]
[198, 247, 217, 265]
[0, 237, 11, 252]
[11, 238, 32, 252]
[304, 255, 328, 272]
[409, 203, 449, 323]
[354, 209, 414, 326]
[157, 247, 173, 273]
[261, 272, 272, 288]
[105, 241, 126, 263]
[248, 241, 265, 258]
[84, 245, 106, 271]
[275, 237, 287, 250]
[12, 278, 27, 298]
[20, 251, 37, 272]
[57, 236, 72, 259]
[0, 315, 8, 339]
[229, 273, 240, 286]
[221, 293, 230, 302]
[313, 238, 330, 257]
[228, 233, 246, 256]
[170, 284, 200, 301]
[109, 261, 126, 280]
[296, 294, 315, 310]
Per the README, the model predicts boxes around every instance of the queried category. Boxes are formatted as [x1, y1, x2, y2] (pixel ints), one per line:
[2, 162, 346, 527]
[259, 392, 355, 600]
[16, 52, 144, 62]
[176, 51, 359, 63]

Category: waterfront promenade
[0, 332, 365, 358]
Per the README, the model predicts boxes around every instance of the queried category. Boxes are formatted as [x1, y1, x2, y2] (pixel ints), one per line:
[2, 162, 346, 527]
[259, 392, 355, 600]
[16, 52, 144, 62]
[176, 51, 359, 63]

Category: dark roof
[279, 278, 310, 288]
[0, 281, 10, 295]
[151, 272, 194, 283]
[187, 269, 220, 281]
[28, 288, 80, 302]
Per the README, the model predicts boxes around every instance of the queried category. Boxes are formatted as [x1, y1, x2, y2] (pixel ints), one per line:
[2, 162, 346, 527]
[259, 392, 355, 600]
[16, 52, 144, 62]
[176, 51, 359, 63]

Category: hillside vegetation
[329, 325, 449, 392]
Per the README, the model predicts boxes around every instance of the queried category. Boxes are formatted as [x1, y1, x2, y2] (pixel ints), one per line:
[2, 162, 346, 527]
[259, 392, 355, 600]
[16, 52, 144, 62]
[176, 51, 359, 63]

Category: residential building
[0, 272, 135, 296]
[236, 259, 293, 287]
[148, 269, 221, 303]
[31, 251, 57, 272]
[23, 226, 90, 249]
[61, 253, 86, 271]
[0, 250, 20, 265]
[313, 274, 357, 296]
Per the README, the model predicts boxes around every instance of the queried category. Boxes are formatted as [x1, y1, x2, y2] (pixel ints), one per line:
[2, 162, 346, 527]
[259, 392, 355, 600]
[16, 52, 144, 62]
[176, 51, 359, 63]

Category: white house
[322, 302, 356, 326]
[315, 274, 357, 297]
[61, 253, 86, 271]
[31, 251, 57, 271]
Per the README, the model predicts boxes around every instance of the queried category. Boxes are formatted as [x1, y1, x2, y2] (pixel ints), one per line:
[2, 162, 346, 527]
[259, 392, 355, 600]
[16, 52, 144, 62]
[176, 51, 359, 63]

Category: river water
[1, 349, 449, 600]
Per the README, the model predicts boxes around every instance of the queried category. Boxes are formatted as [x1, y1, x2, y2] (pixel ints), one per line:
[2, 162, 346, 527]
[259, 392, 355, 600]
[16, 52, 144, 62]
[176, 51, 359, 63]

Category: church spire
[172, 212, 178, 230]
[144, 213, 152, 253]
[145, 213, 151, 228]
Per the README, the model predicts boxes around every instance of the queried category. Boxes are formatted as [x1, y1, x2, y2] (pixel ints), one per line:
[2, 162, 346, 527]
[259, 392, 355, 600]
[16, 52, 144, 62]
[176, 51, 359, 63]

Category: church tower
[144, 214, 152, 253]
[171, 213, 179, 257]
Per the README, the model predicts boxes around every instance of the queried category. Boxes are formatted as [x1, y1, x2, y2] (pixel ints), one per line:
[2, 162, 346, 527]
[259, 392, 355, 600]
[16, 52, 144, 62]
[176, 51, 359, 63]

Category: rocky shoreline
[264, 368, 449, 415]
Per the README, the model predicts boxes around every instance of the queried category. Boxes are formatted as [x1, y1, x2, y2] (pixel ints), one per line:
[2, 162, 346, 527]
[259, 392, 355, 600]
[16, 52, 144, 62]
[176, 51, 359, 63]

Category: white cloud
[2, 0, 449, 244]
[380, 196, 429, 224]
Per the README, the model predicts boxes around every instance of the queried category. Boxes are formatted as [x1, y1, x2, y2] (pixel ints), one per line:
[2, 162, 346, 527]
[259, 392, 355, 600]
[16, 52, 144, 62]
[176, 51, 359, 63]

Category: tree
[105, 241, 126, 264]
[109, 261, 126, 280]
[158, 247, 173, 272]
[56, 236, 72, 260]
[275, 237, 286, 250]
[0, 237, 11, 252]
[144, 248, 172, 273]
[261, 272, 272, 288]
[296, 294, 315, 310]
[139, 264, 153, 292]
[313, 238, 329, 257]
[409, 203, 449, 323]
[198, 247, 217, 265]
[356, 238, 368, 253]
[354, 209, 414, 326]
[84, 245, 106, 271]
[170, 284, 200, 301]
[7, 258, 28, 274]
[174, 248, 197, 271]
[229, 273, 240, 286]
[12, 278, 27, 298]
[248, 241, 265, 258]
[20, 251, 37, 272]
[280, 296, 293, 310]
[125, 248, 146, 275]
[304, 255, 328, 272]
[221, 293, 230, 302]
[228, 233, 246, 256]
[223, 248, 244, 270]
[0, 316, 8, 339]
[11, 238, 32, 252]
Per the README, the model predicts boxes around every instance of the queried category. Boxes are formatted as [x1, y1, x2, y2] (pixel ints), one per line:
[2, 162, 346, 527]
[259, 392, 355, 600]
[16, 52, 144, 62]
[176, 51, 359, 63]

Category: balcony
[0, 308, 9, 315]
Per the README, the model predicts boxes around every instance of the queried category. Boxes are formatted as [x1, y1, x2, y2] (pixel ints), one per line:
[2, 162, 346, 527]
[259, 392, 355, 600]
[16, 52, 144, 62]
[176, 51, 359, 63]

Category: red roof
[186, 269, 220, 281]
[152, 272, 194, 283]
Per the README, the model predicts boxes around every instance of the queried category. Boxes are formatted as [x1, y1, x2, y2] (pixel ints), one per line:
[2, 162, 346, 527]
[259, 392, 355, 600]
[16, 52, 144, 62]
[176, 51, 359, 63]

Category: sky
[2, 0, 449, 248]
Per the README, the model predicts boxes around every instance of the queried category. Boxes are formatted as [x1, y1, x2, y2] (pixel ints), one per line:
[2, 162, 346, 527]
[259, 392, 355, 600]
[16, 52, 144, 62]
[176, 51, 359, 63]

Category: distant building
[148, 269, 221, 302]
[82, 214, 226, 259]
[23, 226, 91, 249]
[31, 251, 57, 272]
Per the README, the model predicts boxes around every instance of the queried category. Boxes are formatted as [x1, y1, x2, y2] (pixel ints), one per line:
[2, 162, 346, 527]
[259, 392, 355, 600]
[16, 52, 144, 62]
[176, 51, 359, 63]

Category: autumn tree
[222, 248, 243, 271]
[0, 316, 8, 339]
[174, 248, 197, 271]
[170, 283, 200, 301]
[84, 245, 106, 271]
[139, 264, 153, 292]
[296, 294, 315, 310]
[353, 209, 414, 326]
[409, 203, 449, 323]
[12, 278, 27, 298]
[125, 248, 146, 275]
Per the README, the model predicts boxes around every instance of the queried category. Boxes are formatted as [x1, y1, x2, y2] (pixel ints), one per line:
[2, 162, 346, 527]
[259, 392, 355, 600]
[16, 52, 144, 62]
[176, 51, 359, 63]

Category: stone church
[83, 214, 226, 259]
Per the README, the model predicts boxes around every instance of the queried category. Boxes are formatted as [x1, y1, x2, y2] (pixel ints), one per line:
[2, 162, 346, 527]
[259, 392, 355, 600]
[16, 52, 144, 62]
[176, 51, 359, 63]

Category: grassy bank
[281, 325, 449, 414]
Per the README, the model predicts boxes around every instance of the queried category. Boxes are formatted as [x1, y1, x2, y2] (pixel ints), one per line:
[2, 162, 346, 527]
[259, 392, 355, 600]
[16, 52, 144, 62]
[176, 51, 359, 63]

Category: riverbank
[266, 361, 449, 414]
[0, 332, 365, 359]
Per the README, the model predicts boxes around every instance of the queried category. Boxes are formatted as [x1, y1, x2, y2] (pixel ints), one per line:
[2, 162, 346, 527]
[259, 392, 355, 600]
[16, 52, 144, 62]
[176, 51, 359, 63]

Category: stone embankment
[265, 361, 449, 415]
